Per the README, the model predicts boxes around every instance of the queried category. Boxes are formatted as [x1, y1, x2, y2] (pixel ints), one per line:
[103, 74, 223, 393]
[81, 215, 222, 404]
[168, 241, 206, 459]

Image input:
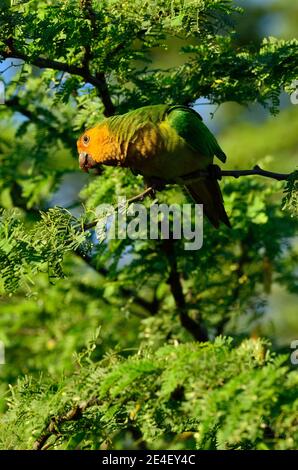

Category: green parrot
[77, 104, 230, 228]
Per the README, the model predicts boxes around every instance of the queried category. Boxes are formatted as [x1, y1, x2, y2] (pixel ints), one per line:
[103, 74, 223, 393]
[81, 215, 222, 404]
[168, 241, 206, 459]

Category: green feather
[166, 106, 227, 163]
[107, 105, 168, 142]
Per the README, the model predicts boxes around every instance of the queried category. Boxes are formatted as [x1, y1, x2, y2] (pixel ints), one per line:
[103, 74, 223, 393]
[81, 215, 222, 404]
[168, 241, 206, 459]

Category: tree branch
[78, 0, 115, 116]
[80, 0, 96, 69]
[1, 39, 115, 116]
[161, 239, 208, 342]
[219, 165, 291, 181]
[180, 165, 292, 182]
[83, 186, 155, 230]
[2, 43, 84, 76]
[93, 72, 115, 116]
[33, 396, 101, 450]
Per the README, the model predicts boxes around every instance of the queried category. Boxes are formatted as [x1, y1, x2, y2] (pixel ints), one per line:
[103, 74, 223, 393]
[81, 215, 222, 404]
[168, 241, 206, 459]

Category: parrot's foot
[179, 164, 222, 184]
[144, 177, 167, 198]
[207, 164, 222, 180]
[146, 187, 157, 199]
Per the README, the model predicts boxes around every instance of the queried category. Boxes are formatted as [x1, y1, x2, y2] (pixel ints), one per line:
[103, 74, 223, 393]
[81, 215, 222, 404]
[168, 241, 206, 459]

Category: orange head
[77, 123, 121, 172]
[77, 126, 103, 173]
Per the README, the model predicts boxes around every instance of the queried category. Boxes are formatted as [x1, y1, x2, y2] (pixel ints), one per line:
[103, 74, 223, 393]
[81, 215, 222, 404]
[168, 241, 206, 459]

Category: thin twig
[83, 186, 154, 230]
[220, 165, 290, 181]
[0, 61, 23, 74]
[33, 397, 101, 450]
[162, 239, 208, 342]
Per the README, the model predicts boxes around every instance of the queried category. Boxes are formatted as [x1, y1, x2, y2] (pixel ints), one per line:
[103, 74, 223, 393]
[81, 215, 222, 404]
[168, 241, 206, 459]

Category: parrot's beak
[79, 152, 97, 173]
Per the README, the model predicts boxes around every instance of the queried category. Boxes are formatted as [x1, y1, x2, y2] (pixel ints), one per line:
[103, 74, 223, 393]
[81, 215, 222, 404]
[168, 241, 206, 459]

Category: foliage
[1, 338, 297, 450]
[0, 207, 87, 293]
[1, 0, 298, 119]
[0, 0, 297, 451]
[282, 170, 298, 217]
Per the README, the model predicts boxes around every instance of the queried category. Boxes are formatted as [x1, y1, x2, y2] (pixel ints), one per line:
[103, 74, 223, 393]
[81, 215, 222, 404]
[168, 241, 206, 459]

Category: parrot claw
[178, 164, 222, 184]
[143, 177, 167, 198]
[207, 164, 222, 180]
[144, 177, 167, 191]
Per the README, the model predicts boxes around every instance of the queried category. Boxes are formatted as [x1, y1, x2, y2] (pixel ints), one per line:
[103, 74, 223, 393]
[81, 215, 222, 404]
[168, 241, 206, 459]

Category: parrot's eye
[82, 135, 90, 146]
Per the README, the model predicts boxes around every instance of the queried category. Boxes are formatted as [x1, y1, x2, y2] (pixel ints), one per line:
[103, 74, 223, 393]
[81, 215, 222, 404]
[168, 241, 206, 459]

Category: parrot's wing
[166, 106, 227, 163]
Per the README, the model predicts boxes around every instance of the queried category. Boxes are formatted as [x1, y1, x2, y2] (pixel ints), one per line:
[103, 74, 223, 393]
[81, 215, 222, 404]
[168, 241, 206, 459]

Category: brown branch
[78, 162, 294, 329]
[78, 0, 115, 116]
[180, 164, 292, 182]
[1, 39, 115, 116]
[162, 239, 208, 342]
[33, 396, 101, 450]
[80, 0, 97, 68]
[80, 0, 97, 31]
[2, 44, 84, 76]
[219, 165, 290, 181]
[93, 72, 115, 116]
[83, 186, 155, 230]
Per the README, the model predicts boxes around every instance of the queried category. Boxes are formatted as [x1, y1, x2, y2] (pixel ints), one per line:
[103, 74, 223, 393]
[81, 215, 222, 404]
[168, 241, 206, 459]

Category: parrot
[77, 104, 230, 228]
